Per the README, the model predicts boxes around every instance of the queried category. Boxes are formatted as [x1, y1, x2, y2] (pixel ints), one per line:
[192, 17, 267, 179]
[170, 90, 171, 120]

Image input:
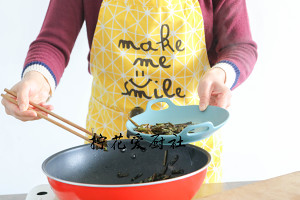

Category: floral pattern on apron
[87, 0, 222, 183]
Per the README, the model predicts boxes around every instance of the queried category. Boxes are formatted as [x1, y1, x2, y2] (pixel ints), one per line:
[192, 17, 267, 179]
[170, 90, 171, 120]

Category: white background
[0, 0, 300, 195]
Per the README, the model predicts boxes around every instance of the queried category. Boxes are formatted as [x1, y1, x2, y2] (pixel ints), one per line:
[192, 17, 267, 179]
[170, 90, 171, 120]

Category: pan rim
[42, 143, 211, 188]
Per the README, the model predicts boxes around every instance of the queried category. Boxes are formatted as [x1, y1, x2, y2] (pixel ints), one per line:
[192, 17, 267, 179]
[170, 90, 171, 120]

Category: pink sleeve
[213, 0, 258, 89]
[23, 0, 84, 86]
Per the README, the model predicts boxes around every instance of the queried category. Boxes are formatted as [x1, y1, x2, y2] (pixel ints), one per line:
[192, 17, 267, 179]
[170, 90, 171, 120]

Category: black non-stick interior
[42, 139, 210, 185]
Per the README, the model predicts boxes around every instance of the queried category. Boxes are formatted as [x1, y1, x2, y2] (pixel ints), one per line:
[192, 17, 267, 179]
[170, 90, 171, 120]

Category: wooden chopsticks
[2, 88, 102, 148]
[128, 117, 139, 127]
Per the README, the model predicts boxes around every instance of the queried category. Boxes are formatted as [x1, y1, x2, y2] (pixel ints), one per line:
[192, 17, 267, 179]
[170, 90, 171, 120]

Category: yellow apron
[87, 0, 222, 183]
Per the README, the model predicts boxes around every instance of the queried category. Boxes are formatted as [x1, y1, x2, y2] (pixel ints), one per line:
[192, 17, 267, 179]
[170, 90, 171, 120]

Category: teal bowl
[126, 98, 229, 145]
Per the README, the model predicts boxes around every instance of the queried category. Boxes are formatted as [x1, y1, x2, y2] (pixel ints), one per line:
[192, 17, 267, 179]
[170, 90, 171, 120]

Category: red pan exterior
[47, 168, 207, 200]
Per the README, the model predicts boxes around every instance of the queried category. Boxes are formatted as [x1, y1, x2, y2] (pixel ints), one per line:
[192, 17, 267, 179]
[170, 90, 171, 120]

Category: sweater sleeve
[212, 0, 258, 89]
[22, 0, 84, 89]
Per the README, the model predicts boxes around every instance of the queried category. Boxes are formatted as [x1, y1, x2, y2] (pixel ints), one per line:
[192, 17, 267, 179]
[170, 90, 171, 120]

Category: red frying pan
[42, 139, 211, 200]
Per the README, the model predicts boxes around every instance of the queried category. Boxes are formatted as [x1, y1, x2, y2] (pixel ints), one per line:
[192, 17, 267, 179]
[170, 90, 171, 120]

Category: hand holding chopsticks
[1, 88, 103, 149]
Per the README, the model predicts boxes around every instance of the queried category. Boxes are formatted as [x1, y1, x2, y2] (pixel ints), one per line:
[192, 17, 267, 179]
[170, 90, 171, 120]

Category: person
[1, 0, 257, 183]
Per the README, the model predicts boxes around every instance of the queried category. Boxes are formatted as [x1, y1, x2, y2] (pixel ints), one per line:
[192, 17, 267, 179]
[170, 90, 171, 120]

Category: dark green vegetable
[160, 164, 168, 175]
[163, 150, 168, 166]
[138, 173, 171, 183]
[171, 169, 184, 175]
[131, 173, 143, 181]
[117, 172, 129, 178]
[136, 154, 183, 183]
[134, 122, 193, 135]
[169, 154, 179, 166]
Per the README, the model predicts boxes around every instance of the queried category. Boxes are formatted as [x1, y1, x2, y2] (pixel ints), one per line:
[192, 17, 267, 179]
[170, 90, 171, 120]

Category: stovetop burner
[26, 184, 58, 200]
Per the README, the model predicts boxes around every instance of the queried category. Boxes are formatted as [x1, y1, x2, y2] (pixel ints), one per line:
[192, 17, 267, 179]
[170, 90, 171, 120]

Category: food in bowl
[134, 121, 193, 135]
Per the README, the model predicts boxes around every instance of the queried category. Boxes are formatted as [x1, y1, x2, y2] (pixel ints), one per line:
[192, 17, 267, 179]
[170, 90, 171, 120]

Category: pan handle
[179, 122, 214, 142]
[145, 98, 176, 112]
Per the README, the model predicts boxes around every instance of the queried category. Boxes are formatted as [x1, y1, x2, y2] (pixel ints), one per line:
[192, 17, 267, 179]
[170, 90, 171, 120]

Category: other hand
[1, 71, 53, 121]
[198, 67, 232, 111]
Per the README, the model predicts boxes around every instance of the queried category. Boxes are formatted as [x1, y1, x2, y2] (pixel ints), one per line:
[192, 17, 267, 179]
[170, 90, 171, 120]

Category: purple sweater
[23, 0, 257, 90]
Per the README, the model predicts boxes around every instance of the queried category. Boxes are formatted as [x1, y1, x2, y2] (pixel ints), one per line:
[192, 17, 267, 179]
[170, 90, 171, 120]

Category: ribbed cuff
[212, 61, 240, 90]
[22, 62, 56, 95]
